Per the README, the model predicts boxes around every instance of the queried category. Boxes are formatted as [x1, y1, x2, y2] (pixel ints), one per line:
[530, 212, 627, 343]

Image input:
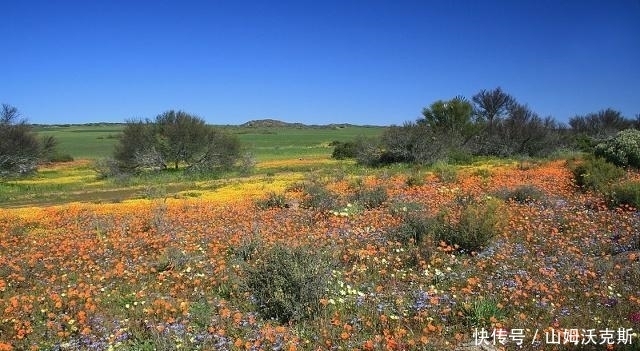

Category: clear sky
[2, 0, 639, 125]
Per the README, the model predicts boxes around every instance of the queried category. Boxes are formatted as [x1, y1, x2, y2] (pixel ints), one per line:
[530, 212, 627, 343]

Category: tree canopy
[114, 110, 240, 173]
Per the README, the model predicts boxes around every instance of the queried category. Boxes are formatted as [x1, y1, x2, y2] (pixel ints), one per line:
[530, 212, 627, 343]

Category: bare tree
[472, 87, 516, 134]
[569, 108, 632, 138]
[0, 104, 56, 178]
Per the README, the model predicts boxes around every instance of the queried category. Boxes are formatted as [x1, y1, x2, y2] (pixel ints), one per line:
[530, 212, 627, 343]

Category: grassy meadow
[0, 124, 383, 207]
[33, 124, 384, 161]
[1, 124, 639, 350]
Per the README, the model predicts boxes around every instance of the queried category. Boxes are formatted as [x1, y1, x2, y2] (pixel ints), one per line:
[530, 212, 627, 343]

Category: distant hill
[241, 119, 306, 128]
[240, 119, 373, 129]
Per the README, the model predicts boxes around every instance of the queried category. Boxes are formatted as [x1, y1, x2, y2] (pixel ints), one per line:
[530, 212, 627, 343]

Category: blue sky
[1, 1, 639, 125]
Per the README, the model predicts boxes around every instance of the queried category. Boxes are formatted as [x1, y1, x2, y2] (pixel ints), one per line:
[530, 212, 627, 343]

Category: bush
[448, 149, 474, 165]
[405, 172, 425, 187]
[0, 104, 57, 178]
[238, 152, 256, 177]
[607, 181, 640, 209]
[496, 184, 546, 204]
[594, 129, 640, 168]
[255, 192, 287, 210]
[301, 183, 338, 211]
[230, 233, 263, 262]
[350, 185, 388, 209]
[389, 214, 436, 246]
[471, 167, 492, 179]
[434, 197, 503, 253]
[331, 141, 358, 159]
[93, 158, 126, 180]
[431, 161, 458, 183]
[114, 111, 241, 173]
[354, 137, 386, 167]
[244, 244, 332, 323]
[461, 297, 506, 328]
[570, 157, 625, 192]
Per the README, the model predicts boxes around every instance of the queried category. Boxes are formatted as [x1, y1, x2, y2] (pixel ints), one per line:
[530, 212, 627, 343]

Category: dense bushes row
[569, 156, 640, 209]
[331, 88, 638, 167]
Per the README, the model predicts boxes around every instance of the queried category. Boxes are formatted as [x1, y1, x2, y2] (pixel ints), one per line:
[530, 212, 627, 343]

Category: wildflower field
[1, 127, 639, 350]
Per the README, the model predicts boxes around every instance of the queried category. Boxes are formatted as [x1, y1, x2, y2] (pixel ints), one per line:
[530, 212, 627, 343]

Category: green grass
[34, 124, 385, 161]
[4, 124, 384, 208]
[34, 124, 124, 159]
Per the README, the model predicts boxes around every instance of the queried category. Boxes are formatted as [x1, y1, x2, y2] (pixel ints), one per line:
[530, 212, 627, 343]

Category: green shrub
[461, 297, 505, 328]
[607, 181, 640, 209]
[301, 183, 338, 211]
[255, 192, 287, 210]
[431, 161, 458, 183]
[434, 197, 503, 253]
[230, 233, 263, 262]
[153, 246, 190, 273]
[331, 141, 358, 159]
[350, 185, 388, 209]
[448, 149, 474, 165]
[285, 181, 306, 193]
[244, 244, 332, 323]
[471, 168, 492, 179]
[238, 152, 256, 176]
[405, 172, 425, 187]
[594, 129, 640, 168]
[389, 214, 436, 246]
[496, 184, 546, 204]
[93, 158, 126, 180]
[570, 157, 625, 192]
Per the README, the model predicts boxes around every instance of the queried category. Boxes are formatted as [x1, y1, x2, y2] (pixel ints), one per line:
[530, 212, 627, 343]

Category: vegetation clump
[330, 140, 358, 159]
[607, 181, 640, 209]
[114, 110, 241, 174]
[594, 129, 640, 168]
[496, 184, 546, 204]
[405, 171, 425, 187]
[389, 213, 435, 246]
[350, 185, 388, 209]
[1, 104, 57, 178]
[433, 197, 504, 254]
[244, 244, 332, 323]
[431, 161, 458, 183]
[301, 182, 338, 211]
[570, 157, 625, 192]
[255, 192, 288, 210]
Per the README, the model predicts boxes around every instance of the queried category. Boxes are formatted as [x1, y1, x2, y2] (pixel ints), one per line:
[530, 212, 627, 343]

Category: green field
[34, 124, 385, 161]
[34, 125, 124, 159]
[0, 124, 386, 207]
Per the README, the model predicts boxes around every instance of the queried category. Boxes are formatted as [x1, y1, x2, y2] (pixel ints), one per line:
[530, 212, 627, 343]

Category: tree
[113, 119, 157, 171]
[494, 103, 561, 157]
[419, 96, 474, 139]
[472, 87, 515, 134]
[0, 104, 56, 178]
[113, 110, 240, 173]
[380, 122, 446, 165]
[153, 110, 212, 170]
[569, 109, 632, 138]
